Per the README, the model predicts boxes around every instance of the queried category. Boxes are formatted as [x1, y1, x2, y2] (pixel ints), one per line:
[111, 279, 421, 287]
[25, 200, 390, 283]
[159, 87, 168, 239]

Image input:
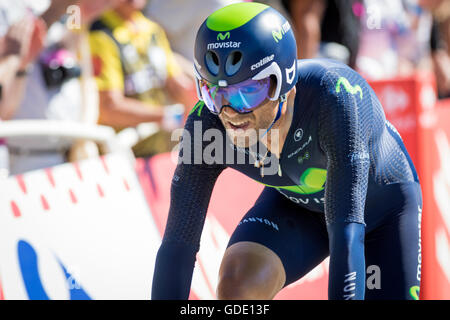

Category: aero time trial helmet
[194, 2, 298, 115]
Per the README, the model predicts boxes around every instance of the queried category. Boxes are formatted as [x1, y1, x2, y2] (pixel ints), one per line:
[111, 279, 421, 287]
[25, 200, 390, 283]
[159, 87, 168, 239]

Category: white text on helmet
[251, 54, 275, 71]
[207, 41, 241, 50]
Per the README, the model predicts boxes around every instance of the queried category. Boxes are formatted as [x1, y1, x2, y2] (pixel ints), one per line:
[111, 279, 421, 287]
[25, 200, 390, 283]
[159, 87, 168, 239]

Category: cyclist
[152, 2, 422, 300]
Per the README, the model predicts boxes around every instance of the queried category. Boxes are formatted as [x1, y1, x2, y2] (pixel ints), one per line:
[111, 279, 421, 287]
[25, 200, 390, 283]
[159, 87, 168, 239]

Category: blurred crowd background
[0, 0, 450, 176]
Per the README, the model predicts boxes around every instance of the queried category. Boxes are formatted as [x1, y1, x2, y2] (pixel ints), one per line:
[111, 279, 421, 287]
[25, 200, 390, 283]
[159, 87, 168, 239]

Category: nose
[221, 105, 240, 117]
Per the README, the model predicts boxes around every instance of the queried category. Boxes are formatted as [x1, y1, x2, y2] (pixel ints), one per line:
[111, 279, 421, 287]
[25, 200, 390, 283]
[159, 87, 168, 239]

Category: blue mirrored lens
[201, 78, 270, 114]
[200, 83, 220, 113]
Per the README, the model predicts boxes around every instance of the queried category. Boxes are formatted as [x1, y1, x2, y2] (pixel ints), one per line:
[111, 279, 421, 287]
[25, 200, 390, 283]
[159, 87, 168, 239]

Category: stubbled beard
[227, 129, 257, 148]
[224, 116, 275, 148]
[220, 102, 277, 148]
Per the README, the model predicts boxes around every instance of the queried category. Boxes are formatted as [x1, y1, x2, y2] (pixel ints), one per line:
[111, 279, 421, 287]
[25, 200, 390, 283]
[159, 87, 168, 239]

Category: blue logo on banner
[18, 240, 91, 300]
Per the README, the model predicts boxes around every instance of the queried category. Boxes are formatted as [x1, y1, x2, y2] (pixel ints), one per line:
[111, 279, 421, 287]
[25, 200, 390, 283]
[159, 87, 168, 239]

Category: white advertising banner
[0, 153, 161, 300]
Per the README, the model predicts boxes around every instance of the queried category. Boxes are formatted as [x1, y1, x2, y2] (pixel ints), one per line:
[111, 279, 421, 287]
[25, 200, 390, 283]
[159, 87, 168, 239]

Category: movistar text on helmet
[251, 54, 275, 71]
[207, 41, 241, 50]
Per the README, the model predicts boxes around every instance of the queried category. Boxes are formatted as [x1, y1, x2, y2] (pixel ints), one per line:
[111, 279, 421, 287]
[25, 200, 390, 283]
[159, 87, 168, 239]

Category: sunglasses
[198, 77, 273, 114]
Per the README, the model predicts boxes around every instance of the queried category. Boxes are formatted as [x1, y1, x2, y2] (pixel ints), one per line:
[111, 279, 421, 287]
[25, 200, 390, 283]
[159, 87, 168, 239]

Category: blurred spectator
[421, 0, 450, 98]
[0, 12, 47, 120]
[145, 0, 242, 62]
[259, 0, 362, 67]
[3, 0, 113, 175]
[356, 0, 434, 79]
[0, 1, 47, 176]
[89, 0, 197, 157]
[430, 19, 450, 98]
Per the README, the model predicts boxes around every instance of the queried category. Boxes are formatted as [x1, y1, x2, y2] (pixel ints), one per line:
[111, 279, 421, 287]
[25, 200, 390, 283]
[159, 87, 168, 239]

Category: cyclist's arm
[152, 105, 226, 299]
[318, 70, 370, 300]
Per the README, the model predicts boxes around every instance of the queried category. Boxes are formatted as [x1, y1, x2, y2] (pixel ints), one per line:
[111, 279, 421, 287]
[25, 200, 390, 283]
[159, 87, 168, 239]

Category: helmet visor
[199, 77, 271, 114]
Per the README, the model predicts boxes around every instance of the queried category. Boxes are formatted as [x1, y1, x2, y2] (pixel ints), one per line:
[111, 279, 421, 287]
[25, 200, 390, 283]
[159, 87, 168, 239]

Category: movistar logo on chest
[207, 41, 241, 50]
[251, 54, 274, 71]
[272, 21, 291, 43]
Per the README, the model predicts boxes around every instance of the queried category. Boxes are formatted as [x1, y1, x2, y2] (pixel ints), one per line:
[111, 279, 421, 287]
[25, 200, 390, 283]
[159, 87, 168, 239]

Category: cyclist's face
[218, 94, 279, 148]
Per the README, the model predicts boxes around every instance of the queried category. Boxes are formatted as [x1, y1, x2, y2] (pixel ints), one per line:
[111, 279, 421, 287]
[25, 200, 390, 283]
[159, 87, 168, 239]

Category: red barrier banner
[369, 72, 437, 165]
[370, 72, 450, 299]
[418, 99, 450, 299]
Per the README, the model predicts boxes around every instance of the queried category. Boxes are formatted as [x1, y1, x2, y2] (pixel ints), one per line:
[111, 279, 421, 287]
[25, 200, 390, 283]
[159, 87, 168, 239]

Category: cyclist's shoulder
[296, 58, 345, 79]
[295, 59, 369, 104]
[298, 58, 363, 85]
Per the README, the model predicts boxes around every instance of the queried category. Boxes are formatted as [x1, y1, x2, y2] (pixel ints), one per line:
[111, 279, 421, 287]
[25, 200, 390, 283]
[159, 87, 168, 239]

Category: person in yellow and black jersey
[89, 0, 197, 157]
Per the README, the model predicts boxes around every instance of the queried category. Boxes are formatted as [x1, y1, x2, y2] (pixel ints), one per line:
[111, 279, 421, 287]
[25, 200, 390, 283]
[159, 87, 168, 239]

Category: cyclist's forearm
[151, 112, 226, 299]
[152, 241, 197, 299]
[327, 222, 366, 300]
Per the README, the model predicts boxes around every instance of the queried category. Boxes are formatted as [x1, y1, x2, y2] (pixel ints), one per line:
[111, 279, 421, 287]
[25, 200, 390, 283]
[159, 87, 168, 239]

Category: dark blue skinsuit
[152, 59, 422, 300]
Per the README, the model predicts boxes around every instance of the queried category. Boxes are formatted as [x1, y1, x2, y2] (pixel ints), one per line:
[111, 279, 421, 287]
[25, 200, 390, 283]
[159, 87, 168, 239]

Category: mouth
[227, 120, 250, 131]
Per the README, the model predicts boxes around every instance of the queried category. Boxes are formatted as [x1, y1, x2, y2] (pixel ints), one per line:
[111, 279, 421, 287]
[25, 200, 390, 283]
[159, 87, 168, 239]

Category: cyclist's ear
[287, 85, 296, 107]
[269, 75, 277, 99]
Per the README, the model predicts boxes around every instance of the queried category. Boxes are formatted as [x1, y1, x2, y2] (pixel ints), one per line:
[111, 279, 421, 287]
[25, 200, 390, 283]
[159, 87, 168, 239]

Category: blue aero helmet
[194, 2, 298, 116]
